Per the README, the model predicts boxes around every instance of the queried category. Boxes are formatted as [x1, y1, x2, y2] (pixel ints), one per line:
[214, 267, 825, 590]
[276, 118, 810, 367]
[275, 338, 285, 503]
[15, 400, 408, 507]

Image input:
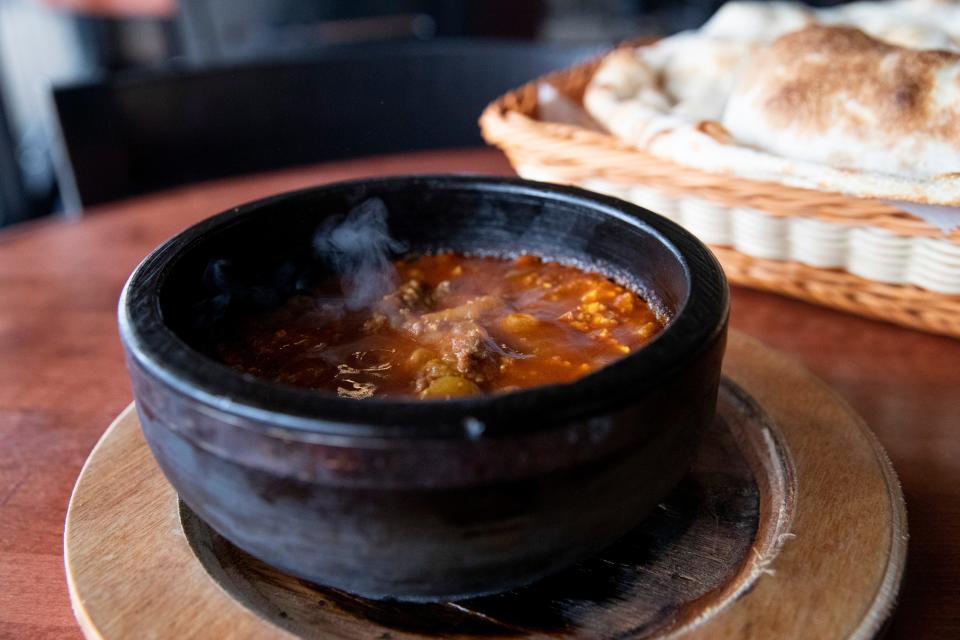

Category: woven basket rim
[479, 55, 960, 242]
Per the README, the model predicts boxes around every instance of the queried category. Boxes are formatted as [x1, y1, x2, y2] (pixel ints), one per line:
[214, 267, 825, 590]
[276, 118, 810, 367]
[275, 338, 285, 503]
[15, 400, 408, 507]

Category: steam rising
[313, 198, 407, 310]
[194, 257, 300, 330]
[192, 198, 406, 333]
[191, 198, 634, 341]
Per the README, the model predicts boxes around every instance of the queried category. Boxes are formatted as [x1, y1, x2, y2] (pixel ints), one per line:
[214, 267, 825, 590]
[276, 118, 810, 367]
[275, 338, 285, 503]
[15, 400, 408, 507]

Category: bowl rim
[119, 175, 728, 439]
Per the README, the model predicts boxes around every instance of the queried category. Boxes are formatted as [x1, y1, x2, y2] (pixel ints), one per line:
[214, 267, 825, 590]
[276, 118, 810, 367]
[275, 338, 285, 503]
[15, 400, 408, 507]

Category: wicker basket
[480, 57, 960, 339]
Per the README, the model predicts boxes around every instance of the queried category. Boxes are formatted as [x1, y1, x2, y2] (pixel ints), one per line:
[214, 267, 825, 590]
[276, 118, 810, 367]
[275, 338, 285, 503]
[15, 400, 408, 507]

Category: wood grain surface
[0, 148, 958, 639]
[64, 338, 904, 639]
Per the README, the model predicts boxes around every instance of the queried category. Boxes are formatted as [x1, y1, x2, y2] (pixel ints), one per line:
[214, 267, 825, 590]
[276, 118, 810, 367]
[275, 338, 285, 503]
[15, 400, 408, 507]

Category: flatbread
[724, 26, 960, 180]
[585, 34, 757, 139]
[821, 0, 960, 50]
[583, 0, 960, 204]
[700, 1, 815, 41]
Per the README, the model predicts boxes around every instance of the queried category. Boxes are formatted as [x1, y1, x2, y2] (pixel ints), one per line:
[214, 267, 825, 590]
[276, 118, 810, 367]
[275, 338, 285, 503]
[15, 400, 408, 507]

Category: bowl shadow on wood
[180, 379, 792, 639]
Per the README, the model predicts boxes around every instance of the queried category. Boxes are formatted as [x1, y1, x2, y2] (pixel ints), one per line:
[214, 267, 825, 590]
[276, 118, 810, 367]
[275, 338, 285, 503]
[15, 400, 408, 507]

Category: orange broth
[214, 254, 665, 399]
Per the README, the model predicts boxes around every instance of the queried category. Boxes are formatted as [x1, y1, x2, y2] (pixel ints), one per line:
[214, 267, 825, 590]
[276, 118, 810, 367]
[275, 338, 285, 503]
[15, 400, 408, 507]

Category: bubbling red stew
[214, 254, 666, 399]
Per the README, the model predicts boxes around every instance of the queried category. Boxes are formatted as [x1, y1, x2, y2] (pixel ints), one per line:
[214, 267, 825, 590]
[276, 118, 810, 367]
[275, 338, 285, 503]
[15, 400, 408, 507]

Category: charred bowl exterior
[119, 176, 728, 601]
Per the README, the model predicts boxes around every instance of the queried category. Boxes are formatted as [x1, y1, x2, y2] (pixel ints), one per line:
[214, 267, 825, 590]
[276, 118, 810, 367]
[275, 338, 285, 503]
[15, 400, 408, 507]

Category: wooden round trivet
[64, 331, 907, 639]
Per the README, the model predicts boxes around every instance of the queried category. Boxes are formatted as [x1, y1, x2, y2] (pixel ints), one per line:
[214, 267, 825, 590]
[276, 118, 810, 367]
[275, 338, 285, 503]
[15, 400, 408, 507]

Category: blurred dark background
[0, 0, 852, 227]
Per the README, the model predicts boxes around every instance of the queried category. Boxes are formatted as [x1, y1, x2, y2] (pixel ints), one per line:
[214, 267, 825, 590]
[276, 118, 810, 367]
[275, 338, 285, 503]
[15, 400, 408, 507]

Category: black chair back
[53, 41, 598, 208]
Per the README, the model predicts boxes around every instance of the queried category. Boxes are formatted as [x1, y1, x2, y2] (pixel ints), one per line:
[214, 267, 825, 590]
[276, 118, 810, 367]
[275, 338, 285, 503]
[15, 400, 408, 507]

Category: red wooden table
[0, 149, 956, 639]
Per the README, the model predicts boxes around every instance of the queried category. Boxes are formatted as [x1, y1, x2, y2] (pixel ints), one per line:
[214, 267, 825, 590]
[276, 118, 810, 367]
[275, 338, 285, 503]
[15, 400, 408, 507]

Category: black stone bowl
[119, 175, 728, 602]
